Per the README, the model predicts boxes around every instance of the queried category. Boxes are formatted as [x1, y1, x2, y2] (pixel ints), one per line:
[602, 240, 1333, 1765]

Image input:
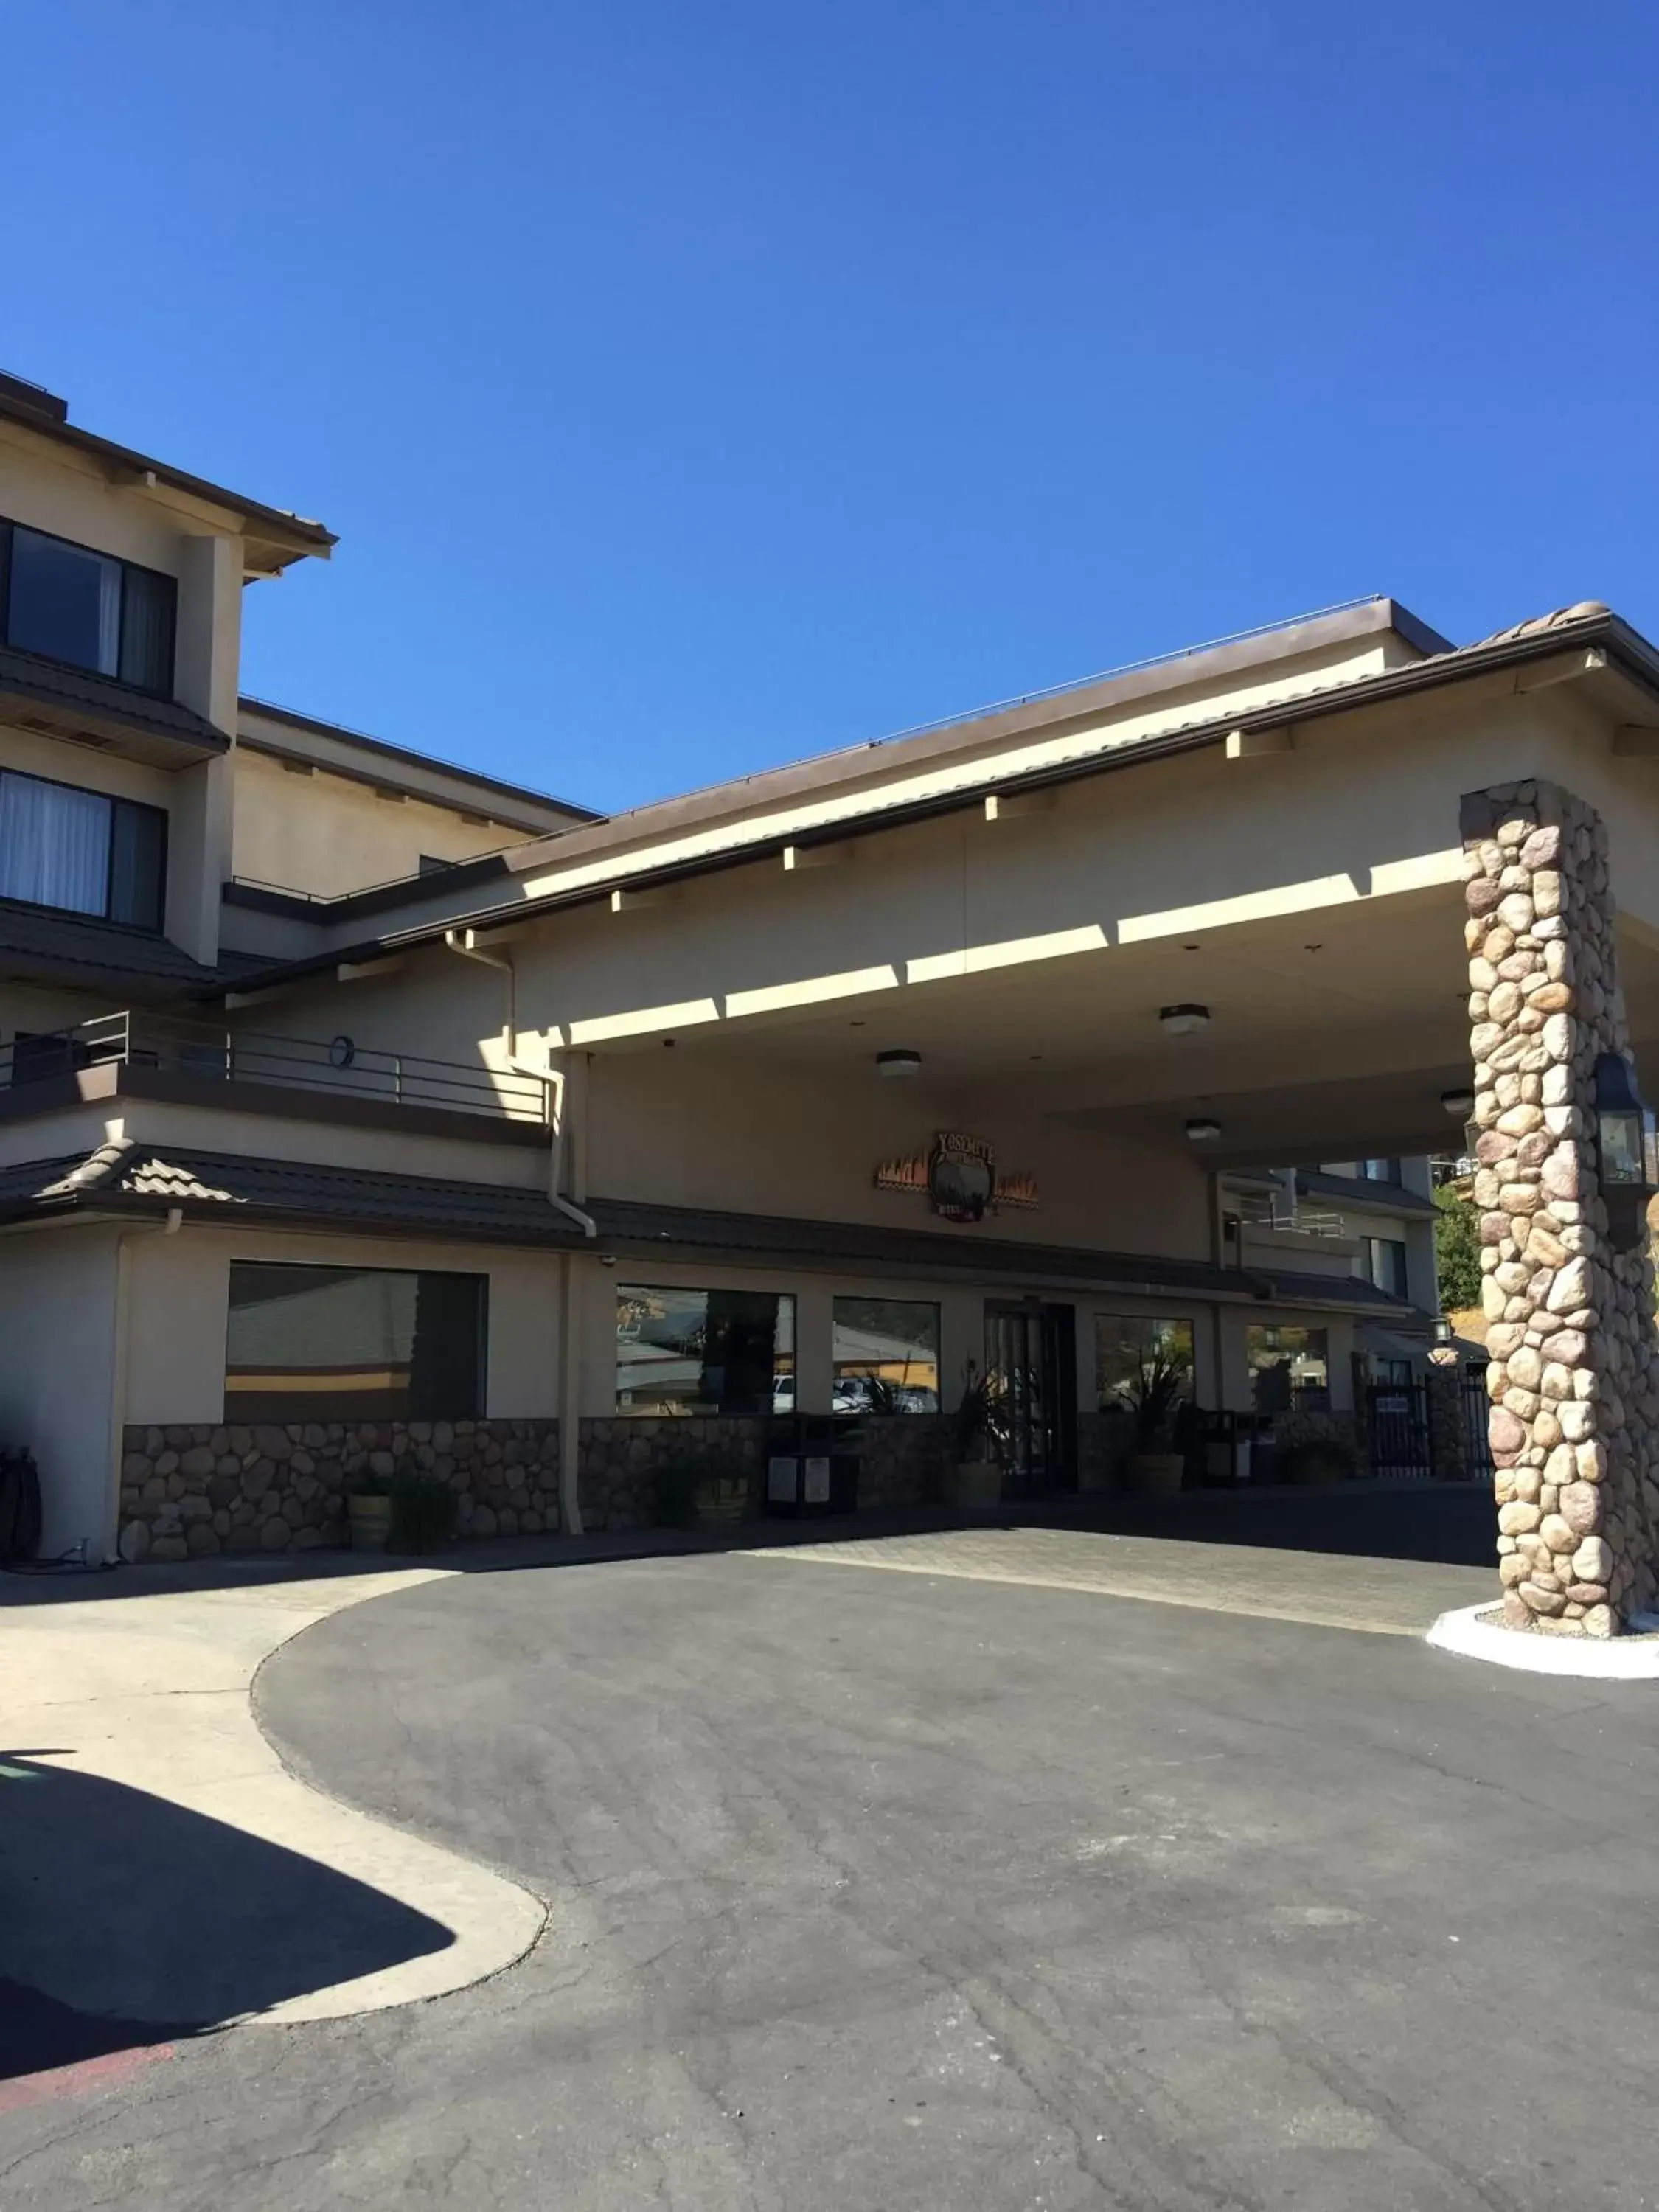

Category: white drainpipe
[442, 929, 590, 1535]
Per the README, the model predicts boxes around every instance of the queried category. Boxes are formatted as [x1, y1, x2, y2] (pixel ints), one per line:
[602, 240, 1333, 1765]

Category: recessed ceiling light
[1185, 1118, 1222, 1141]
[1441, 1087, 1475, 1118]
[877, 1049, 922, 1078]
[1159, 1004, 1211, 1037]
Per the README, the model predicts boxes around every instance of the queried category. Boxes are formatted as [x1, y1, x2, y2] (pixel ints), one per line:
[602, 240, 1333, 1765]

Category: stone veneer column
[1462, 780, 1659, 1637]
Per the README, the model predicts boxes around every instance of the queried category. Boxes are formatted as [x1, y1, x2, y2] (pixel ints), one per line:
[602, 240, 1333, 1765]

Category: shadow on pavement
[0, 1752, 453, 2079]
[0, 1484, 1495, 1608]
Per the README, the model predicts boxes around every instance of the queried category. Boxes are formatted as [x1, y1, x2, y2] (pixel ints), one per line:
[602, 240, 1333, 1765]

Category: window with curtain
[831, 1297, 939, 1411]
[0, 768, 166, 928]
[615, 1285, 796, 1415]
[225, 1262, 487, 1420]
[1364, 1237, 1409, 1298]
[2, 521, 175, 695]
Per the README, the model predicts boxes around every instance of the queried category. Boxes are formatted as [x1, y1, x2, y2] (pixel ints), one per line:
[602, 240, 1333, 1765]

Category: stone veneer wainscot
[1464, 780, 1659, 1637]
[118, 1419, 563, 1560]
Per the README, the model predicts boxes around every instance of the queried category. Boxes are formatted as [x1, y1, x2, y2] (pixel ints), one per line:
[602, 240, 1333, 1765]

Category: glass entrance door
[984, 1303, 1077, 1496]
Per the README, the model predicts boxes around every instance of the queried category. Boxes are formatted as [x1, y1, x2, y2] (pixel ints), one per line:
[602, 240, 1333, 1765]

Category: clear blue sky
[7, 3, 1656, 815]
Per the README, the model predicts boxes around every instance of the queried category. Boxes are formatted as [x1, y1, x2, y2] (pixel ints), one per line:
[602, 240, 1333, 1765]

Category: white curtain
[0, 773, 111, 914]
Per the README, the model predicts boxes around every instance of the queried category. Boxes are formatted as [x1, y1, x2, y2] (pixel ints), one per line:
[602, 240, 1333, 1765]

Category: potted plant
[1120, 1349, 1190, 1492]
[655, 1450, 751, 1529]
[347, 1470, 392, 1551]
[388, 1467, 459, 1554]
[947, 1360, 1004, 1509]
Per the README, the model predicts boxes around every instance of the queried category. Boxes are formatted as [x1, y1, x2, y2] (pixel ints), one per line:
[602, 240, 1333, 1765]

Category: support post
[1461, 779, 1659, 1636]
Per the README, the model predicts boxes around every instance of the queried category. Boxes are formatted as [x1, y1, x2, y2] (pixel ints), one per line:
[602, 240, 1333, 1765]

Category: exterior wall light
[1185, 1118, 1222, 1141]
[877, 1050, 922, 1078]
[1593, 1052, 1657, 1248]
[1440, 1087, 1475, 1118]
[1160, 1004, 1211, 1037]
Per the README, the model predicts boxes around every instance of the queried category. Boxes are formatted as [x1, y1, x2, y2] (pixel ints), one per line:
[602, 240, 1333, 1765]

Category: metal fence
[0, 1010, 550, 1126]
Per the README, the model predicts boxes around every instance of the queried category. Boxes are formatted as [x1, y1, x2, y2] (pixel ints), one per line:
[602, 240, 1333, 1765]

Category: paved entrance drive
[5, 1525, 1659, 2209]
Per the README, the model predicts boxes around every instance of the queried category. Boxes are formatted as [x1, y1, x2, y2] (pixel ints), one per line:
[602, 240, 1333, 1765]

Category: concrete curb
[1426, 1601, 1659, 1678]
[4, 1568, 546, 2028]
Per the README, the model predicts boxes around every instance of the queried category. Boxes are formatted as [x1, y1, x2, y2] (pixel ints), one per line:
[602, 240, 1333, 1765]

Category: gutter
[441, 930, 596, 1239]
[197, 609, 1659, 1001]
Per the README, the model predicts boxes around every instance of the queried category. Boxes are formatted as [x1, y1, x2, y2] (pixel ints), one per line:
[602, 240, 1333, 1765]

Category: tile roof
[0, 902, 271, 992]
[0, 1141, 589, 1243]
[0, 1144, 1425, 1316]
[0, 647, 229, 751]
[1294, 1169, 1439, 1221]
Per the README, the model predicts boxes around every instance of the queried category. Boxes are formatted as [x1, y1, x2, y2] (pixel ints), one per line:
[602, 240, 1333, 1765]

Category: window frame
[0, 762, 168, 932]
[223, 1259, 489, 1422]
[830, 1294, 942, 1413]
[0, 515, 178, 700]
[1364, 1235, 1410, 1299]
[1094, 1313, 1197, 1416]
[614, 1281, 797, 1417]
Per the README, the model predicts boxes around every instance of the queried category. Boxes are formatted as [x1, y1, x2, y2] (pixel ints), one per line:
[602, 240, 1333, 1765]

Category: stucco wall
[123, 1224, 563, 1424]
[230, 745, 516, 899]
[0, 1222, 121, 1561]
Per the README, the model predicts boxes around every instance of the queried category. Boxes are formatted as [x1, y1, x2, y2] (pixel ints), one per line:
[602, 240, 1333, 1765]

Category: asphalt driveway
[6, 1528, 1659, 2209]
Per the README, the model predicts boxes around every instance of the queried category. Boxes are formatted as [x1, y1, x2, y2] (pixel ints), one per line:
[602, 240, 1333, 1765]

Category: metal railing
[0, 1010, 551, 1126]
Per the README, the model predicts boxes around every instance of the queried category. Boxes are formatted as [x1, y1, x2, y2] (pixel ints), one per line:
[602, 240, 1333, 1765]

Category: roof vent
[0, 371, 68, 425]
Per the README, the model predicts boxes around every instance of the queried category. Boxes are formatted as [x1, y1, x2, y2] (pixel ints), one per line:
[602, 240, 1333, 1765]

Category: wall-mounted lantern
[1593, 1052, 1658, 1249]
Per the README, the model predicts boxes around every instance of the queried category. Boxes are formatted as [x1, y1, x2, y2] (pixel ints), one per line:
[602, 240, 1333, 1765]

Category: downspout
[443, 929, 589, 1536]
[108, 1207, 183, 1565]
[442, 929, 595, 1238]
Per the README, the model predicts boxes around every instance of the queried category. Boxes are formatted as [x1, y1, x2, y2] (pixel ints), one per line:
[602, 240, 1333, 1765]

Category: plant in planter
[1272, 1410, 1357, 1487]
[947, 1360, 1005, 1509]
[388, 1467, 460, 1554]
[655, 1450, 751, 1530]
[347, 1470, 393, 1552]
[1119, 1350, 1192, 1493]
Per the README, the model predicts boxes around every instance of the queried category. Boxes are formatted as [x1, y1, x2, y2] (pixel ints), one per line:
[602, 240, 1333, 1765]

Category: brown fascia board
[237, 700, 602, 827]
[495, 598, 1443, 882]
[196, 602, 1659, 1003]
[0, 389, 336, 567]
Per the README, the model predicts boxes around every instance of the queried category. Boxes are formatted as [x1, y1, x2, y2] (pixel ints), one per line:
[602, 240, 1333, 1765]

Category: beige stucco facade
[4, 380, 1658, 1618]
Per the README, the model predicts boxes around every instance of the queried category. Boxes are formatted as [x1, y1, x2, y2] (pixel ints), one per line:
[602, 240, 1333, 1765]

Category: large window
[1364, 1237, 1409, 1299]
[1096, 1316, 1195, 1415]
[226, 1262, 486, 1421]
[616, 1285, 795, 1415]
[1, 521, 175, 695]
[0, 768, 165, 928]
[831, 1296, 939, 1413]
[1247, 1324, 1329, 1413]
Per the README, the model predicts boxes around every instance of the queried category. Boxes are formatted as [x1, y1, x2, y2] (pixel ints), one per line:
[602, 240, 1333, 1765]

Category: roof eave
[198, 605, 1659, 1004]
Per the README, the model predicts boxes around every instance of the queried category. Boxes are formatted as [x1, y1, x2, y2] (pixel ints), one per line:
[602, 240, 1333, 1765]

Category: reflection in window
[1246, 1324, 1330, 1413]
[226, 1262, 486, 1420]
[1364, 1237, 1408, 1299]
[1096, 1315, 1194, 1414]
[616, 1285, 795, 1415]
[5, 524, 176, 693]
[831, 1296, 939, 1413]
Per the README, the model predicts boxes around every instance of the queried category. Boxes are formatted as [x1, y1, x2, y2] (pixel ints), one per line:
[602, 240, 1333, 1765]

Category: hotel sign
[874, 1132, 1039, 1222]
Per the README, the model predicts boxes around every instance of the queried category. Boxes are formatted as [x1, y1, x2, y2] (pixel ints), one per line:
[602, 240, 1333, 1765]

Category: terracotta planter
[1126, 1451, 1186, 1495]
[947, 1460, 1003, 1509]
[348, 1493, 392, 1552]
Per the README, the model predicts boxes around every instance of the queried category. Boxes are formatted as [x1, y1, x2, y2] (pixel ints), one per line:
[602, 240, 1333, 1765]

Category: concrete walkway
[1, 1568, 544, 2031]
[748, 1523, 1492, 1638]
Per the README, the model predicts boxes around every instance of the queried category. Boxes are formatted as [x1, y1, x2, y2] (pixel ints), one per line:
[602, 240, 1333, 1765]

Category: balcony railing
[0, 1011, 551, 1127]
